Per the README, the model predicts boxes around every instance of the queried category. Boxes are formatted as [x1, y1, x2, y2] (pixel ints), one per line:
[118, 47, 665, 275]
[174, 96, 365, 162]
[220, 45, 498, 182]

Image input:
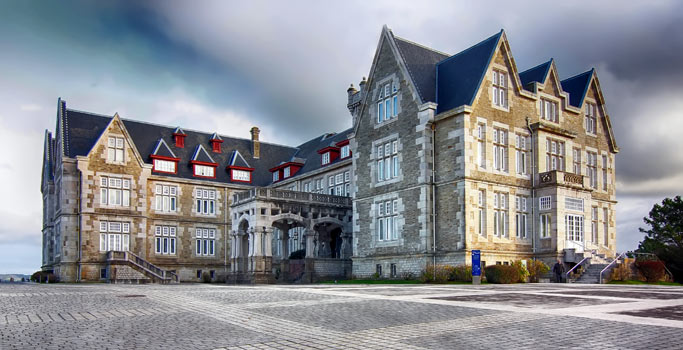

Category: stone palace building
[41, 26, 618, 283]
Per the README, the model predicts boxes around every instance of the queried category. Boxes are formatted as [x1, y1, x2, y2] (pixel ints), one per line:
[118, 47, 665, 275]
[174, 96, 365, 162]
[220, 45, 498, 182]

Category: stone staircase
[574, 263, 610, 284]
[106, 251, 179, 284]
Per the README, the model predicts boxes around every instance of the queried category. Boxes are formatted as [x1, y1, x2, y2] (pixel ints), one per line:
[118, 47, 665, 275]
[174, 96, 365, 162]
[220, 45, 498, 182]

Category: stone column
[264, 227, 274, 257]
[305, 229, 316, 258]
[282, 230, 290, 259]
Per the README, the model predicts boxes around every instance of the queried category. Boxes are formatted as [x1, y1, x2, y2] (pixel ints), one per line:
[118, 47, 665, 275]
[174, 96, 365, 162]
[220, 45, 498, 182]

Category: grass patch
[607, 280, 683, 286]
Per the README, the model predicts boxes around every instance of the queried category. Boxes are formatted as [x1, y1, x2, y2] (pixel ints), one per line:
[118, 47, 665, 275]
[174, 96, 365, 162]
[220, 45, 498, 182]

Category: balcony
[232, 188, 352, 208]
[538, 170, 586, 189]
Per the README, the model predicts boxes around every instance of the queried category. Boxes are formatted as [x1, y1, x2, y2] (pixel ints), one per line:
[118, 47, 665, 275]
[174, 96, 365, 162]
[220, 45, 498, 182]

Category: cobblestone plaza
[1, 283, 682, 349]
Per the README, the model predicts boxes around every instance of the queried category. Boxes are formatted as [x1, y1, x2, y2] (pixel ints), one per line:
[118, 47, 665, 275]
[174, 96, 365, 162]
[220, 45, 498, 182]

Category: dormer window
[194, 164, 215, 178]
[273, 171, 279, 182]
[107, 136, 124, 163]
[209, 133, 223, 153]
[322, 152, 330, 165]
[151, 138, 179, 174]
[284, 166, 291, 178]
[541, 98, 558, 122]
[153, 159, 176, 173]
[173, 127, 186, 148]
[231, 169, 251, 182]
[340, 145, 350, 159]
[492, 70, 508, 108]
[377, 82, 398, 124]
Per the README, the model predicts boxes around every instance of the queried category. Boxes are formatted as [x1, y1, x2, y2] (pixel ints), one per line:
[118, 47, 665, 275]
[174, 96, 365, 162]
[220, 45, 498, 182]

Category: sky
[0, 0, 681, 274]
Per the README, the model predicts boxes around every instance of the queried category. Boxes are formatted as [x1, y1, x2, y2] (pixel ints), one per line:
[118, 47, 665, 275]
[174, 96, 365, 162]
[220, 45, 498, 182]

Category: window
[540, 214, 551, 238]
[232, 169, 251, 182]
[195, 228, 216, 256]
[539, 196, 551, 211]
[492, 70, 507, 108]
[602, 155, 608, 191]
[515, 134, 528, 175]
[515, 196, 528, 239]
[478, 190, 486, 237]
[107, 136, 124, 163]
[565, 197, 584, 212]
[573, 148, 582, 175]
[377, 199, 399, 241]
[303, 182, 310, 193]
[493, 129, 507, 172]
[376, 140, 399, 182]
[540, 98, 558, 122]
[194, 164, 215, 178]
[283, 167, 291, 178]
[390, 263, 397, 278]
[154, 184, 177, 213]
[195, 189, 216, 215]
[591, 207, 598, 244]
[493, 192, 508, 237]
[99, 221, 130, 252]
[340, 145, 350, 159]
[100, 176, 130, 207]
[273, 171, 279, 182]
[545, 139, 565, 171]
[586, 151, 598, 189]
[377, 82, 398, 123]
[322, 152, 330, 165]
[376, 264, 382, 277]
[586, 103, 597, 134]
[153, 159, 176, 173]
[565, 214, 584, 241]
[603, 208, 609, 246]
[154, 225, 177, 255]
[477, 124, 486, 168]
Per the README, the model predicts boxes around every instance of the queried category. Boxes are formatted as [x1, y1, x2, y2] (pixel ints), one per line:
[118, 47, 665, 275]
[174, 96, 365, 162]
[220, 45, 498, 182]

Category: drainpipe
[526, 117, 536, 255]
[224, 187, 228, 281]
[431, 123, 437, 277]
[77, 170, 82, 282]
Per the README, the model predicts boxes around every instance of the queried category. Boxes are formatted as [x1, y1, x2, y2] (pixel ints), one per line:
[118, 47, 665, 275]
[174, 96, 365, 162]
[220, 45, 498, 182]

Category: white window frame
[376, 140, 399, 182]
[283, 166, 291, 178]
[587, 151, 598, 189]
[546, 139, 565, 171]
[377, 82, 399, 124]
[540, 98, 558, 123]
[154, 184, 177, 213]
[540, 214, 551, 238]
[107, 136, 125, 163]
[539, 196, 552, 211]
[585, 103, 597, 134]
[195, 228, 216, 256]
[493, 129, 508, 172]
[515, 196, 528, 239]
[477, 124, 486, 169]
[565, 214, 584, 242]
[492, 70, 508, 108]
[493, 192, 508, 237]
[377, 200, 399, 241]
[100, 176, 130, 207]
[232, 169, 251, 182]
[195, 189, 216, 216]
[99, 220, 130, 252]
[153, 159, 176, 173]
[515, 134, 528, 175]
[154, 225, 177, 255]
[340, 145, 350, 159]
[565, 197, 584, 212]
[194, 164, 215, 178]
[478, 190, 486, 237]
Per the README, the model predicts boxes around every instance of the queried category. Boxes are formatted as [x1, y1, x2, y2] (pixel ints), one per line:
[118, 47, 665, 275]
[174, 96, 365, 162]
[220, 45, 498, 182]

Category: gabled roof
[561, 69, 594, 108]
[519, 59, 553, 91]
[280, 128, 353, 179]
[151, 138, 178, 159]
[61, 107, 299, 186]
[191, 144, 216, 164]
[394, 37, 450, 103]
[436, 30, 503, 113]
[172, 127, 186, 135]
[209, 132, 222, 141]
[228, 150, 251, 169]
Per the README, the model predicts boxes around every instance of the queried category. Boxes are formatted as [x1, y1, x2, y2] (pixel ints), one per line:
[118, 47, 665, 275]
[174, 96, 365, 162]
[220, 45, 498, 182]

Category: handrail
[565, 256, 590, 283]
[600, 252, 626, 284]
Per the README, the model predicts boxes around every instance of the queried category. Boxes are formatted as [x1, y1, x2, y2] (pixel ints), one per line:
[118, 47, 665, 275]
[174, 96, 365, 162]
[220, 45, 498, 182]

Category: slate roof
[151, 138, 177, 159]
[519, 59, 552, 91]
[435, 30, 503, 114]
[62, 108, 300, 186]
[283, 128, 353, 178]
[394, 37, 450, 103]
[561, 69, 594, 108]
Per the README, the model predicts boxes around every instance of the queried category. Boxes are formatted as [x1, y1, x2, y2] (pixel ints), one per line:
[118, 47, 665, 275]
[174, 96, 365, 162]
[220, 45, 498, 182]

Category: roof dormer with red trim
[190, 144, 218, 179]
[335, 139, 351, 160]
[269, 160, 304, 183]
[209, 132, 223, 153]
[150, 138, 180, 174]
[172, 127, 186, 148]
[317, 145, 340, 166]
[226, 150, 254, 183]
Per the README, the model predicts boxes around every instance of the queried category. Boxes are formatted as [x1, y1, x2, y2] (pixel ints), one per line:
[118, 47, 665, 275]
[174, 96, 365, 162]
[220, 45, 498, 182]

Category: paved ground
[1, 282, 683, 349]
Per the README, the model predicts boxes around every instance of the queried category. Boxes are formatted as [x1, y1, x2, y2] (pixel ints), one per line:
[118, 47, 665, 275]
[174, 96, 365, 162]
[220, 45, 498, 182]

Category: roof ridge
[394, 36, 450, 57]
[561, 68, 593, 83]
[437, 30, 503, 66]
[519, 59, 552, 75]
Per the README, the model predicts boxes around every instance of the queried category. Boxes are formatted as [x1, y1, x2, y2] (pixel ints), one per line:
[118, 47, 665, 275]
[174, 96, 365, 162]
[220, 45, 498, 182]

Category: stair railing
[565, 256, 590, 283]
[600, 252, 626, 284]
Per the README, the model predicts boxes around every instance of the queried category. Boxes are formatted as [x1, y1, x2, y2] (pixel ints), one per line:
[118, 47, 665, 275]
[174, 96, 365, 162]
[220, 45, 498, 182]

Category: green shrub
[635, 260, 666, 282]
[512, 260, 530, 283]
[526, 260, 550, 283]
[288, 249, 305, 260]
[609, 263, 632, 282]
[484, 265, 520, 284]
[449, 265, 472, 282]
[420, 264, 450, 283]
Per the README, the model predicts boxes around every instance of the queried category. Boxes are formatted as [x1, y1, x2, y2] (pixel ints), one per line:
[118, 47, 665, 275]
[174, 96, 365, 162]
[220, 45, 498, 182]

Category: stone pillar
[253, 228, 263, 256]
[282, 230, 290, 259]
[305, 229, 316, 258]
[340, 232, 352, 259]
[264, 227, 274, 257]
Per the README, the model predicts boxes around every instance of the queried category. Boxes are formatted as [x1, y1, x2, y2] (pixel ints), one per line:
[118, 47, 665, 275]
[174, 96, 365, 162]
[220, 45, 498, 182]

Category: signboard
[472, 250, 481, 276]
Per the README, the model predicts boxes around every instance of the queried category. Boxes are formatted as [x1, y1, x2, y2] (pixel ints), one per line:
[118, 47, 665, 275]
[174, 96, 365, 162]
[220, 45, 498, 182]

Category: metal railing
[599, 252, 626, 284]
[106, 250, 179, 283]
[565, 256, 590, 283]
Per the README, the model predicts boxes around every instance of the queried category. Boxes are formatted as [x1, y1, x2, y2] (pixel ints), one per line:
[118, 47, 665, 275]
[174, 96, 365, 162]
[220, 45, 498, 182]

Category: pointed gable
[172, 127, 186, 148]
[561, 69, 594, 108]
[191, 144, 216, 164]
[519, 59, 552, 91]
[151, 138, 178, 159]
[436, 30, 503, 113]
[229, 150, 251, 169]
[394, 37, 449, 103]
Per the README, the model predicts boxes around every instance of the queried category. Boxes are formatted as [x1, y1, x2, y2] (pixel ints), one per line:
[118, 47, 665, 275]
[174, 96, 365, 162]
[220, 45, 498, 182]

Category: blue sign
[472, 250, 481, 276]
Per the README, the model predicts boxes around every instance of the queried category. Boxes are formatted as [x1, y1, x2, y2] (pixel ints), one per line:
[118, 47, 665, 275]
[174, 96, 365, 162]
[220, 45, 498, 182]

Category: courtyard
[0, 282, 682, 350]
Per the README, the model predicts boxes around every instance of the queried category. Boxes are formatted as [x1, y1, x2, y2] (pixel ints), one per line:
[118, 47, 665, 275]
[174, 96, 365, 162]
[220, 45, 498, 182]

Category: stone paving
[1, 282, 682, 349]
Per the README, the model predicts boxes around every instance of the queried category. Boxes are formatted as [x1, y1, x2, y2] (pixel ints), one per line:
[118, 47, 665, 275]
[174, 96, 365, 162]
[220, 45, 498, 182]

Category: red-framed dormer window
[269, 161, 304, 182]
[336, 139, 351, 159]
[151, 155, 180, 174]
[210, 138, 223, 153]
[173, 132, 186, 148]
[190, 160, 217, 179]
[317, 146, 340, 166]
[227, 166, 254, 183]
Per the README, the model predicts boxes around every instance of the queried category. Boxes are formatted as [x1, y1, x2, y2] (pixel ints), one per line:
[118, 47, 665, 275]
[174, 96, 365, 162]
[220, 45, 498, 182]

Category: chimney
[359, 76, 367, 94]
[250, 126, 260, 159]
[347, 83, 358, 105]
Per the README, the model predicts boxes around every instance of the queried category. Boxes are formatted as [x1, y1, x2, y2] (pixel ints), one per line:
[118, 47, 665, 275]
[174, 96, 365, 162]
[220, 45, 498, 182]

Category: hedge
[484, 265, 520, 284]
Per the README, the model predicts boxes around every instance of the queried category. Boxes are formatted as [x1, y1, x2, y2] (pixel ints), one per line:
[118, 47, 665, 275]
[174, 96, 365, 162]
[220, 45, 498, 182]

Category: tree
[637, 196, 683, 282]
